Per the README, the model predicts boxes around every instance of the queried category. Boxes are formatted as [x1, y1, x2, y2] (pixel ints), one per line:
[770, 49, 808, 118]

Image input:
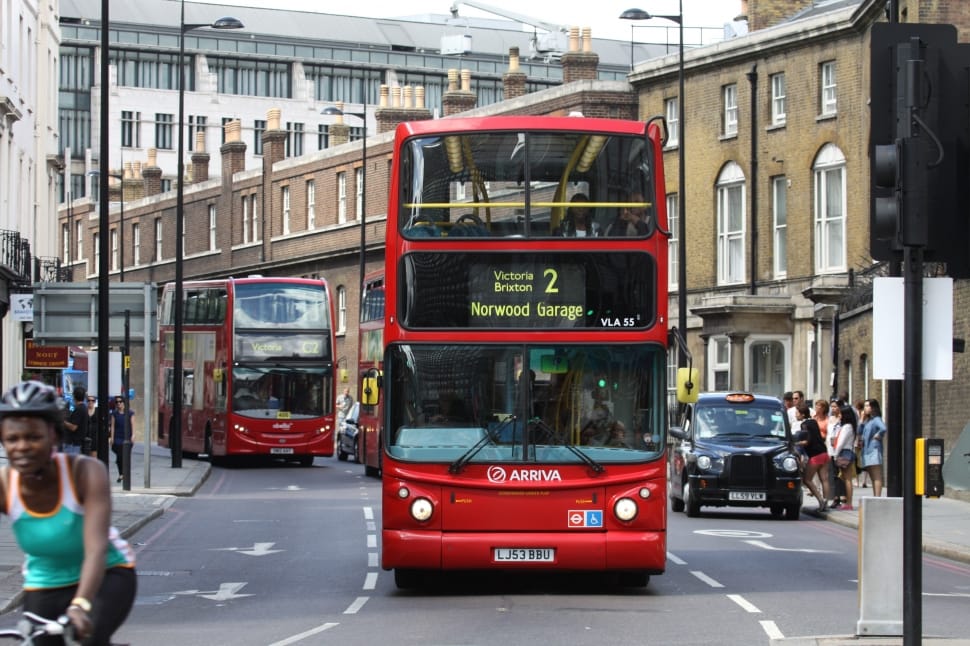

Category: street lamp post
[621, 5, 686, 372]
[172, 1, 243, 467]
[321, 97, 368, 309]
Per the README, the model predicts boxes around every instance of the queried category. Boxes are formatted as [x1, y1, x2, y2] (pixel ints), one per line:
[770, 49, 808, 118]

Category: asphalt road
[114, 460, 970, 646]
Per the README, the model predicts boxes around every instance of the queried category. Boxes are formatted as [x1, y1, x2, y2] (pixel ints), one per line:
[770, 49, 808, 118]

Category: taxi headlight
[781, 455, 799, 473]
[697, 455, 712, 471]
[614, 497, 638, 522]
[410, 497, 433, 522]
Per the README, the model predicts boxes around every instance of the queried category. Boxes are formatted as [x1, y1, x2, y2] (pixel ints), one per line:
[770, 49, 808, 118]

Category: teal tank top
[6, 453, 135, 589]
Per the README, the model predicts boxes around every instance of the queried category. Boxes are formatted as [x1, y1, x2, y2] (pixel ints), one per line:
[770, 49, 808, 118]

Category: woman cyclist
[0, 381, 136, 645]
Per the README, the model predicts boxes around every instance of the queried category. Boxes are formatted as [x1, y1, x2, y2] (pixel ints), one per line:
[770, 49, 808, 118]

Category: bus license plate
[729, 491, 765, 501]
[270, 447, 294, 455]
[493, 548, 555, 563]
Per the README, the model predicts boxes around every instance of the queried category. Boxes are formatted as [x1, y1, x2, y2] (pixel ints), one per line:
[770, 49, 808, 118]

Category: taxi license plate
[270, 447, 294, 455]
[729, 491, 766, 501]
[493, 548, 555, 563]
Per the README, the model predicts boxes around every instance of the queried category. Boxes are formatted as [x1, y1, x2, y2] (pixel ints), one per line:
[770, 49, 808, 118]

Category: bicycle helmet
[0, 380, 65, 423]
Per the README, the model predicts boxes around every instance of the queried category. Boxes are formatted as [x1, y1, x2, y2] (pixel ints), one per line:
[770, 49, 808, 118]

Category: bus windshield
[232, 366, 330, 419]
[399, 130, 655, 239]
[385, 343, 666, 464]
[233, 282, 331, 330]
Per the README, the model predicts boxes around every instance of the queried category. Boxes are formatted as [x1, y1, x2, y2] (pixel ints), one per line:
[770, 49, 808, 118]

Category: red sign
[24, 340, 69, 369]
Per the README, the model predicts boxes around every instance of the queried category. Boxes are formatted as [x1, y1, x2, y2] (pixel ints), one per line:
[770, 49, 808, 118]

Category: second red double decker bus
[373, 115, 671, 587]
[158, 276, 337, 465]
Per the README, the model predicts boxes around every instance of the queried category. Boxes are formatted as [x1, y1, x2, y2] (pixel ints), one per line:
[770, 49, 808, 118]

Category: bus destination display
[401, 252, 654, 329]
[469, 263, 585, 327]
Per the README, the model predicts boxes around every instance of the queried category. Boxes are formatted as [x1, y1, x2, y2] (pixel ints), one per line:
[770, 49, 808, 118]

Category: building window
[132, 223, 141, 266]
[307, 179, 316, 229]
[155, 113, 174, 150]
[254, 119, 266, 155]
[722, 84, 738, 136]
[242, 195, 250, 244]
[62, 224, 70, 263]
[155, 217, 163, 261]
[667, 193, 679, 289]
[282, 186, 291, 234]
[716, 162, 746, 285]
[286, 122, 304, 157]
[76, 221, 84, 261]
[209, 204, 217, 250]
[337, 285, 347, 335]
[820, 61, 837, 115]
[318, 124, 330, 150]
[355, 168, 363, 221]
[770, 73, 786, 126]
[110, 228, 118, 272]
[747, 338, 788, 396]
[813, 144, 846, 273]
[665, 97, 679, 147]
[710, 337, 730, 391]
[93, 233, 99, 275]
[121, 111, 141, 148]
[772, 176, 787, 279]
[251, 194, 260, 242]
[337, 172, 347, 224]
[188, 115, 207, 152]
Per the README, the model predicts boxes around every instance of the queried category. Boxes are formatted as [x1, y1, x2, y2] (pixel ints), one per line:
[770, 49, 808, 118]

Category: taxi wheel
[671, 494, 685, 513]
[785, 501, 801, 520]
[684, 483, 701, 517]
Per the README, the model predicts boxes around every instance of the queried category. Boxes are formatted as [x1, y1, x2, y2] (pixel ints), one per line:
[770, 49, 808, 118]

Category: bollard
[857, 496, 903, 635]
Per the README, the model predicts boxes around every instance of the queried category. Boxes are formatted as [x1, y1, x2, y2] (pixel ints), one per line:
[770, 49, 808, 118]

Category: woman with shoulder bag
[832, 404, 858, 511]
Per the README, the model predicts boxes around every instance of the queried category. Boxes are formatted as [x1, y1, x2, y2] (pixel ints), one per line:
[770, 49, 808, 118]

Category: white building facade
[0, 0, 63, 391]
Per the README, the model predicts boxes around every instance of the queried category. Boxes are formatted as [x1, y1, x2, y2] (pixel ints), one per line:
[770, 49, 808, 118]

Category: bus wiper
[529, 417, 604, 473]
[449, 416, 515, 474]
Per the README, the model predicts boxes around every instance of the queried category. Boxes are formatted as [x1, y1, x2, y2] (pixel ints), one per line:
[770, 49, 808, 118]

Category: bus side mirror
[676, 367, 699, 404]
[361, 375, 379, 406]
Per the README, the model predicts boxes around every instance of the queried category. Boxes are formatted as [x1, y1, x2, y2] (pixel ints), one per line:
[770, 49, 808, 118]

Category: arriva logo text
[272, 422, 293, 430]
[487, 466, 562, 483]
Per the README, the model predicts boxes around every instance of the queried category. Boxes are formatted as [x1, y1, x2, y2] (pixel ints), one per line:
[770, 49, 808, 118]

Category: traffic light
[869, 23, 970, 277]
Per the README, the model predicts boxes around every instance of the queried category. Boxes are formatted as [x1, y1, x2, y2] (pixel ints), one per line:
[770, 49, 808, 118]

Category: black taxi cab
[668, 392, 802, 520]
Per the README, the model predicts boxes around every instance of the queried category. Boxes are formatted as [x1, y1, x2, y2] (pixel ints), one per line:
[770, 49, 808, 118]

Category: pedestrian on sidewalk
[63, 386, 88, 455]
[85, 393, 100, 457]
[859, 398, 887, 498]
[109, 397, 134, 483]
[795, 403, 831, 510]
[833, 404, 858, 511]
[0, 380, 137, 644]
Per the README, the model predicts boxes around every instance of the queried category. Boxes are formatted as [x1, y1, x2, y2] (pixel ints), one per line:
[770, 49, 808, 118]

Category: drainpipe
[746, 64, 758, 295]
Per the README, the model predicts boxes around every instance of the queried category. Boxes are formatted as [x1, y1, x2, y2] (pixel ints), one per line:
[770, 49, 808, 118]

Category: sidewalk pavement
[0, 443, 210, 613]
[0, 450, 968, 642]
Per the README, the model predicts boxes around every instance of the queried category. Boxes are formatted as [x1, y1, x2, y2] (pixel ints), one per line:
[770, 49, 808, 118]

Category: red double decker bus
[356, 270, 385, 477]
[158, 277, 336, 465]
[375, 115, 671, 587]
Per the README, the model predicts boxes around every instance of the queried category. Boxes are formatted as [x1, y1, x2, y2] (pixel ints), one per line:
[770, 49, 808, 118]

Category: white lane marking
[367, 534, 377, 548]
[667, 552, 687, 565]
[344, 596, 369, 614]
[363, 572, 378, 590]
[368, 552, 379, 568]
[744, 539, 836, 554]
[690, 570, 724, 588]
[363, 507, 374, 520]
[760, 620, 784, 640]
[695, 529, 773, 539]
[268, 622, 339, 646]
[727, 594, 761, 613]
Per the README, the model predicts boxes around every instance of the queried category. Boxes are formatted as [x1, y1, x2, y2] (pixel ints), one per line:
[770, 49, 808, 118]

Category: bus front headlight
[614, 497, 638, 522]
[410, 497, 434, 522]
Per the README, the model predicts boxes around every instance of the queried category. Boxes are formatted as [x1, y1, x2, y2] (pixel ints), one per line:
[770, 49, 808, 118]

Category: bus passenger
[556, 193, 599, 237]
[606, 191, 649, 237]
